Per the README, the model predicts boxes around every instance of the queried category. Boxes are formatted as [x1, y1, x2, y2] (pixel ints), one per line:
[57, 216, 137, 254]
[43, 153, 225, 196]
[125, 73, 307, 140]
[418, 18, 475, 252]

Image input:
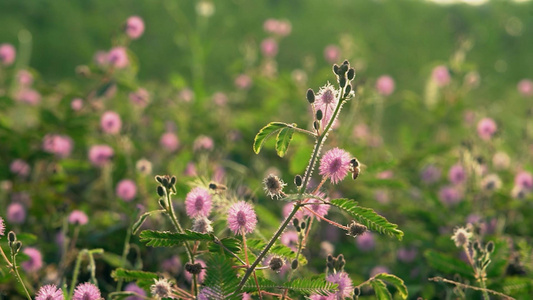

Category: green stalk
[10, 251, 31, 300]
[116, 226, 132, 292]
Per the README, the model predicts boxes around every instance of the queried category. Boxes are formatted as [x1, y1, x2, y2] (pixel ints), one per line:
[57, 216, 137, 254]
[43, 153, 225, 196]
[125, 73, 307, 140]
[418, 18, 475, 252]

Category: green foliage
[275, 127, 295, 157]
[132, 210, 165, 235]
[242, 276, 338, 296]
[371, 279, 393, 300]
[253, 122, 298, 157]
[208, 237, 242, 256]
[423, 250, 474, 280]
[139, 230, 213, 247]
[246, 239, 307, 265]
[374, 273, 408, 299]
[329, 199, 404, 240]
[110, 268, 158, 282]
[202, 254, 241, 300]
[108, 291, 140, 300]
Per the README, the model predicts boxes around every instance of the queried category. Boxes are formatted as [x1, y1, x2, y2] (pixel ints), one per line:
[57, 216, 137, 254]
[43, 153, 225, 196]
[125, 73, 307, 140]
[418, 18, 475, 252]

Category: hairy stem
[116, 225, 132, 292]
[10, 251, 31, 300]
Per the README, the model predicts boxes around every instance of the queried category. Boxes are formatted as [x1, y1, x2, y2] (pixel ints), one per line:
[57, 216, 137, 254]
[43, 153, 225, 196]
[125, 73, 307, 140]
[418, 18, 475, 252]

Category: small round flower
[263, 19, 279, 33]
[304, 192, 330, 221]
[192, 216, 213, 233]
[73, 282, 101, 300]
[347, 221, 367, 238]
[514, 171, 533, 191]
[309, 295, 335, 300]
[448, 163, 466, 185]
[15, 88, 41, 105]
[438, 185, 463, 205]
[263, 174, 286, 199]
[36, 284, 64, 300]
[480, 174, 502, 191]
[0, 216, 5, 236]
[196, 1, 215, 17]
[477, 118, 497, 141]
[93, 50, 108, 66]
[71, 98, 84, 111]
[492, 152, 510, 170]
[356, 232, 375, 252]
[212, 92, 228, 106]
[280, 230, 299, 251]
[150, 278, 172, 298]
[451, 226, 472, 247]
[100, 111, 122, 134]
[178, 88, 195, 102]
[160, 132, 180, 152]
[125, 16, 145, 39]
[193, 135, 214, 152]
[116, 179, 137, 202]
[375, 75, 395, 96]
[319, 148, 352, 184]
[88, 145, 114, 167]
[7, 202, 26, 224]
[129, 88, 150, 107]
[184, 259, 206, 283]
[314, 83, 339, 128]
[324, 45, 341, 64]
[227, 201, 257, 235]
[107, 47, 129, 69]
[517, 79, 533, 97]
[184, 162, 197, 176]
[68, 210, 88, 225]
[43, 134, 74, 158]
[124, 282, 146, 300]
[326, 271, 353, 299]
[21, 247, 43, 272]
[261, 38, 278, 57]
[275, 20, 292, 36]
[10, 159, 30, 177]
[268, 256, 285, 272]
[16, 70, 33, 86]
[0, 43, 16, 65]
[432, 65, 450, 87]
[282, 202, 304, 221]
[234, 74, 252, 90]
[185, 187, 212, 218]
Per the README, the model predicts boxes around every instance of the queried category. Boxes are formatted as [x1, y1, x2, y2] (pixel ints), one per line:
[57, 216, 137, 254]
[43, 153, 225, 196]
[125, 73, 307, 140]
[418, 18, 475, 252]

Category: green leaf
[502, 277, 533, 296]
[374, 273, 408, 299]
[253, 122, 291, 154]
[247, 239, 307, 265]
[371, 279, 392, 300]
[329, 199, 404, 240]
[108, 291, 141, 300]
[101, 252, 132, 269]
[423, 250, 474, 279]
[111, 268, 158, 282]
[132, 210, 164, 235]
[282, 277, 338, 296]
[203, 254, 241, 300]
[242, 277, 278, 293]
[275, 127, 295, 157]
[139, 230, 213, 247]
[208, 237, 242, 255]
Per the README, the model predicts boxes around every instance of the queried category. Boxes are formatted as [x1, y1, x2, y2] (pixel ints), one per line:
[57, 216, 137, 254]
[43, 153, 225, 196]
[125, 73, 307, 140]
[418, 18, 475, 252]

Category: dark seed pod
[155, 175, 163, 184]
[162, 177, 169, 188]
[339, 76, 346, 88]
[170, 176, 177, 186]
[269, 256, 284, 272]
[486, 241, 495, 253]
[13, 241, 22, 253]
[347, 68, 355, 80]
[294, 175, 303, 187]
[327, 254, 334, 262]
[353, 286, 361, 297]
[339, 63, 348, 74]
[157, 185, 165, 197]
[313, 120, 320, 131]
[344, 84, 352, 97]
[306, 88, 315, 104]
[333, 64, 340, 75]
[185, 262, 203, 275]
[291, 259, 298, 270]
[292, 218, 299, 228]
[300, 221, 306, 230]
[8, 231, 16, 243]
[158, 198, 166, 209]
[316, 109, 323, 121]
[342, 60, 350, 66]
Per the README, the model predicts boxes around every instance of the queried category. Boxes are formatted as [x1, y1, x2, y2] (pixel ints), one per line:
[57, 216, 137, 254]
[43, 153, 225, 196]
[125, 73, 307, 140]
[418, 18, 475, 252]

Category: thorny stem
[69, 249, 86, 299]
[479, 276, 490, 300]
[281, 228, 305, 300]
[242, 232, 263, 300]
[303, 206, 349, 230]
[10, 250, 31, 300]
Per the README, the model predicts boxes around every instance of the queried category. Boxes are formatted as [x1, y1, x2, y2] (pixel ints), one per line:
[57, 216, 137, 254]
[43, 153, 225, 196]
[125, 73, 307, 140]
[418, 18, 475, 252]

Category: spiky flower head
[68, 210, 88, 226]
[227, 201, 257, 235]
[21, 247, 43, 272]
[319, 148, 352, 184]
[263, 174, 286, 199]
[451, 226, 472, 248]
[72, 282, 101, 300]
[347, 221, 367, 238]
[36, 284, 64, 300]
[185, 187, 213, 218]
[314, 82, 340, 128]
[480, 174, 502, 191]
[269, 256, 285, 272]
[326, 271, 353, 299]
[192, 216, 213, 234]
[150, 278, 173, 299]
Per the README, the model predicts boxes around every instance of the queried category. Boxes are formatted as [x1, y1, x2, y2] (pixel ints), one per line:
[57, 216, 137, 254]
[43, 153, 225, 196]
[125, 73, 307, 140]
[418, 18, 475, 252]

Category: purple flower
[314, 83, 339, 129]
[10, 159, 30, 177]
[160, 132, 180, 152]
[0, 43, 16, 65]
[227, 201, 257, 235]
[370, 265, 390, 277]
[234, 74, 252, 90]
[68, 210, 88, 225]
[93, 50, 108, 66]
[129, 88, 150, 107]
[319, 148, 352, 184]
[125, 16, 145, 39]
[438, 185, 463, 205]
[282, 202, 304, 222]
[161, 255, 182, 275]
[124, 282, 146, 300]
[326, 271, 353, 299]
[107, 47, 129, 69]
[0, 216, 5, 236]
[397, 247, 418, 263]
[116, 179, 137, 202]
[432, 65, 450, 87]
[324, 45, 341, 64]
[71, 98, 84, 111]
[184, 162, 197, 176]
[73, 282, 101, 300]
[517, 79, 533, 97]
[100, 111, 122, 134]
[448, 163, 466, 185]
[193, 135, 214, 152]
[88, 145, 114, 167]
[15, 88, 41, 105]
[7, 202, 26, 224]
[376, 75, 395, 96]
[36, 284, 64, 300]
[514, 171, 533, 191]
[21, 247, 43, 272]
[356, 232, 375, 252]
[477, 118, 497, 141]
[261, 38, 278, 57]
[43, 134, 74, 158]
[421, 164, 441, 184]
[185, 187, 212, 218]
[280, 231, 299, 251]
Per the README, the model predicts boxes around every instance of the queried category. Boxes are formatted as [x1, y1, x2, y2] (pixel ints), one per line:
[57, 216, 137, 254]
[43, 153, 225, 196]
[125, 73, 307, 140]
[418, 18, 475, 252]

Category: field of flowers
[0, 1, 532, 299]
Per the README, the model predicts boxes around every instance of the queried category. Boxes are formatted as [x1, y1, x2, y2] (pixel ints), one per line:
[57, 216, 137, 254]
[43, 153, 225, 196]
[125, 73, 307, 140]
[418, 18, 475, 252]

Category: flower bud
[300, 221, 306, 230]
[157, 185, 165, 197]
[8, 231, 16, 243]
[269, 256, 284, 272]
[294, 175, 303, 187]
[347, 68, 355, 80]
[162, 177, 169, 188]
[313, 120, 320, 131]
[327, 254, 333, 262]
[291, 259, 298, 269]
[486, 241, 495, 253]
[339, 76, 346, 88]
[347, 221, 367, 238]
[292, 218, 299, 228]
[185, 262, 203, 275]
[170, 176, 177, 186]
[353, 287, 360, 297]
[158, 198, 166, 209]
[316, 110, 323, 121]
[344, 84, 352, 97]
[339, 63, 348, 74]
[155, 175, 163, 184]
[306, 88, 315, 104]
[333, 64, 340, 75]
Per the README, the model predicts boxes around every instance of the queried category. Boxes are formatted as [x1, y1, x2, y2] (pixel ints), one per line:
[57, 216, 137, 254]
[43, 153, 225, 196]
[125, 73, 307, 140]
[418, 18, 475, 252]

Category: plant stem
[10, 251, 31, 300]
[116, 225, 132, 292]
[69, 249, 86, 299]
[0, 245, 13, 268]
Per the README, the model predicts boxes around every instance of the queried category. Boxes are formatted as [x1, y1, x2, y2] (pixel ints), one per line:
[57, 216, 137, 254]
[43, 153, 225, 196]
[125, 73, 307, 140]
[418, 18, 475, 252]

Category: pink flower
[193, 135, 214, 151]
[161, 255, 182, 275]
[517, 79, 533, 97]
[71, 98, 83, 111]
[352, 123, 370, 140]
[16, 70, 33, 86]
[438, 185, 463, 205]
[184, 162, 197, 177]
[370, 265, 390, 277]
[432, 65, 450, 87]
[15, 88, 41, 105]
[235, 74, 252, 90]
[0, 43, 16, 65]
[185, 187, 212, 218]
[212, 92, 228, 106]
[282, 202, 304, 221]
[107, 47, 129, 69]
[324, 45, 341, 64]
[319, 147, 352, 184]
[421, 164, 441, 184]
[124, 282, 146, 300]
[7, 202, 26, 224]
[94, 50, 108, 66]
[73, 282, 101, 300]
[68, 210, 88, 225]
[88, 145, 114, 167]
[303, 192, 330, 221]
[261, 38, 278, 57]
[21, 247, 43, 272]
[276, 20, 292, 36]
[314, 83, 339, 128]
[129, 88, 150, 107]
[43, 134, 74, 158]
[116, 179, 137, 202]
[100, 111, 122, 134]
[227, 201, 257, 235]
[160, 132, 180, 152]
[326, 271, 353, 299]
[125, 16, 145, 39]
[477, 118, 497, 141]
[448, 164, 466, 185]
[263, 19, 279, 33]
[356, 232, 375, 251]
[309, 295, 335, 300]
[36, 284, 64, 300]
[375, 75, 395, 96]
[280, 231, 299, 251]
[10, 159, 30, 177]
[514, 171, 533, 191]
[179, 88, 195, 102]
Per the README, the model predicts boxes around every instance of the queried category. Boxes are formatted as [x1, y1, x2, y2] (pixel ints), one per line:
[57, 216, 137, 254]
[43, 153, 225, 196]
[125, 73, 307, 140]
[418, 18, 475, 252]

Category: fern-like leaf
[247, 239, 307, 265]
[110, 268, 158, 282]
[202, 254, 241, 300]
[283, 278, 338, 296]
[139, 230, 213, 247]
[423, 250, 474, 279]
